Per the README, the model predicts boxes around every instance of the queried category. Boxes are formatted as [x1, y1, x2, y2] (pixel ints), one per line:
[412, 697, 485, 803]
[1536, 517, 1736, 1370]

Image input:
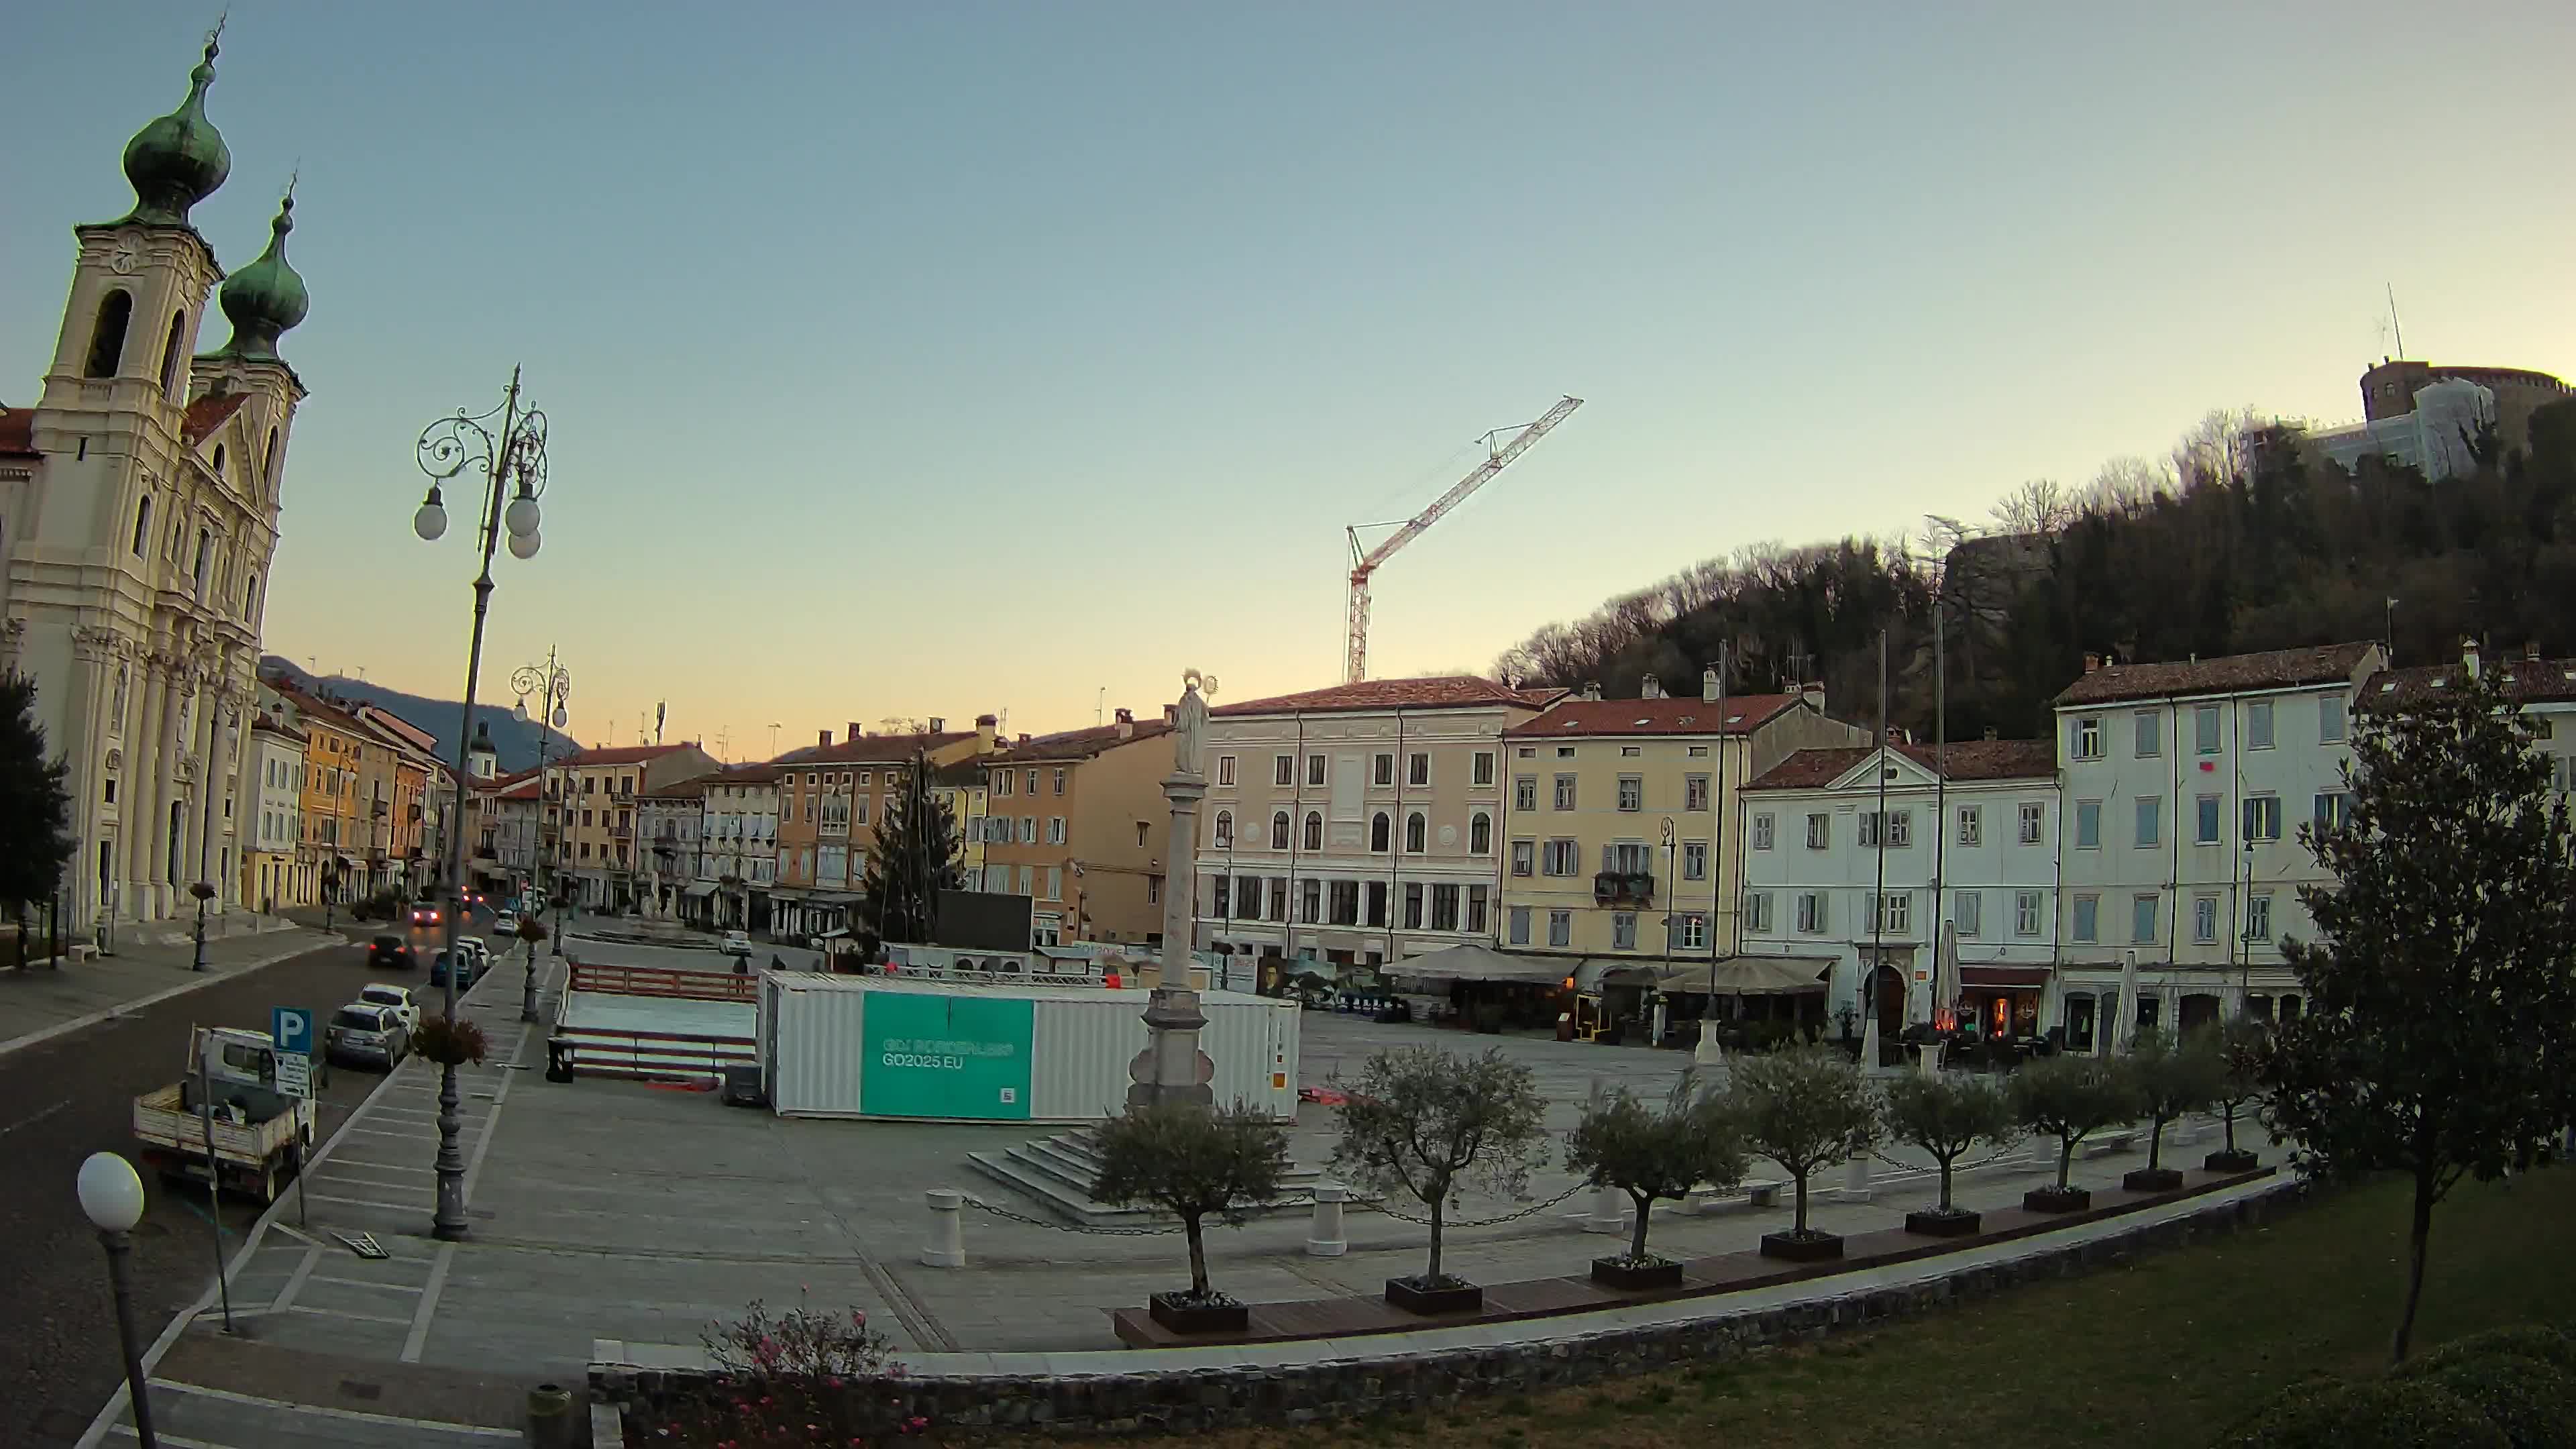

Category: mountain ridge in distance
[258, 655, 582, 775]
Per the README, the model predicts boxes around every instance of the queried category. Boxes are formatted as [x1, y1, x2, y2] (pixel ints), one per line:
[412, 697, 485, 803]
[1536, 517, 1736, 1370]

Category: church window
[131, 494, 153, 555]
[193, 529, 212, 592]
[211, 444, 225, 479]
[245, 572, 259, 616]
[86, 290, 133, 378]
[262, 429, 278, 488]
[159, 311, 187, 398]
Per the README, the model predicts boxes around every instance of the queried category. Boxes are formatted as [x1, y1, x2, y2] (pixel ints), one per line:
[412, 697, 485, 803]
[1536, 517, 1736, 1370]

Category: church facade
[0, 29, 313, 932]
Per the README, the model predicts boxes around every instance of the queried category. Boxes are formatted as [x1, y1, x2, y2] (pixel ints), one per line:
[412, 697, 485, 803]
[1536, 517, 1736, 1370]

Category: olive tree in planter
[2008, 1052, 2139, 1212]
[1729, 1046, 1881, 1262]
[2124, 1026, 2225, 1191]
[1089, 1102, 1291, 1335]
[2203, 1017, 2269, 1173]
[1331, 1046, 1548, 1315]
[1882, 1071, 2017, 1236]
[1562, 1073, 1745, 1289]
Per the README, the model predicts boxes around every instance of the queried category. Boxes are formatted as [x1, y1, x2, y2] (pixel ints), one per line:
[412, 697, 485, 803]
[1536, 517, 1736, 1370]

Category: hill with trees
[1494, 401, 2576, 741]
[258, 655, 578, 775]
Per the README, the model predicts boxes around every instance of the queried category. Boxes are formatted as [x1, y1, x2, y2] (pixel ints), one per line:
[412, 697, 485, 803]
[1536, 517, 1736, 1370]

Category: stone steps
[965, 1127, 1338, 1226]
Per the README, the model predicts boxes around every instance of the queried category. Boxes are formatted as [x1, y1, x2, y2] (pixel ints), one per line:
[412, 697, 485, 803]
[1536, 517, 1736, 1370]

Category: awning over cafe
[1389, 943, 1569, 985]
[1670, 955, 1834, 996]
[1960, 965, 2052, 989]
[681, 881, 718, 899]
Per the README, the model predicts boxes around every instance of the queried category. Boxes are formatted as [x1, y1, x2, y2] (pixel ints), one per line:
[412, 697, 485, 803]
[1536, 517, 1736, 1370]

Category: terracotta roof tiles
[2366, 656, 2576, 708]
[1503, 694, 1802, 739]
[769, 731, 971, 766]
[2052, 643, 2379, 707]
[182, 392, 251, 447]
[1212, 676, 1562, 717]
[987, 718, 1172, 763]
[559, 743, 699, 767]
[0, 407, 34, 459]
[1746, 739, 2057, 792]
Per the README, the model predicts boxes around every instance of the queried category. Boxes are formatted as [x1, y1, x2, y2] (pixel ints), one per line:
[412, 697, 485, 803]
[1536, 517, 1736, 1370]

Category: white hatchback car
[356, 982, 421, 1033]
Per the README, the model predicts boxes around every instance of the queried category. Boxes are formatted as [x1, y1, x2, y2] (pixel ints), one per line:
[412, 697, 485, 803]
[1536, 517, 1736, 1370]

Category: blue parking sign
[272, 1006, 313, 1057]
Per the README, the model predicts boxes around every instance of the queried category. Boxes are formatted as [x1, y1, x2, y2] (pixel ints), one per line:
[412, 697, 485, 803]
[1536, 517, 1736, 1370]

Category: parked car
[366, 935, 416, 971]
[722, 930, 751, 957]
[326, 1004, 410, 1070]
[429, 948, 481, 989]
[407, 900, 443, 928]
[356, 983, 420, 1033]
[492, 910, 519, 939]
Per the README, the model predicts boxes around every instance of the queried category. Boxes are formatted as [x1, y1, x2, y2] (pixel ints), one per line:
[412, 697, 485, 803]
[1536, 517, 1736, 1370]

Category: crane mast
[1344, 394, 1584, 684]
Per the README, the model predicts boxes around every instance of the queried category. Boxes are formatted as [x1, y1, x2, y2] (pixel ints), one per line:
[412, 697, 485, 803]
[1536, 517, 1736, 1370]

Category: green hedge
[2396, 1324, 2576, 1379]
[2221, 1379, 2506, 1448]
[2413, 1358, 2576, 1449]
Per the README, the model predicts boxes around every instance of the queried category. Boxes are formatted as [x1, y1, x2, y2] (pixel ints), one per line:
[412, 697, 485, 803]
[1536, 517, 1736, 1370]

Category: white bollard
[1305, 1183, 1349, 1257]
[1583, 1183, 1625, 1234]
[1917, 1041, 1943, 1078]
[1837, 1151, 1874, 1203]
[920, 1188, 967, 1268]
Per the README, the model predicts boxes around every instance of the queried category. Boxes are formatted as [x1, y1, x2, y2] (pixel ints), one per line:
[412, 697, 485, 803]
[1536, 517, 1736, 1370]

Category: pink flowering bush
[645, 1292, 926, 1446]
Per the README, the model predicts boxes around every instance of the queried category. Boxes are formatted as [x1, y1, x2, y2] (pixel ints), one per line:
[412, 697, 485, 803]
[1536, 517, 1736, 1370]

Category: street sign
[275, 1054, 313, 1099]
[272, 1006, 313, 1057]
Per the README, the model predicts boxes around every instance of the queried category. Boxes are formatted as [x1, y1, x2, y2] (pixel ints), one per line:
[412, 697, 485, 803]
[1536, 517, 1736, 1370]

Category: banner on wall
[861, 993, 1035, 1120]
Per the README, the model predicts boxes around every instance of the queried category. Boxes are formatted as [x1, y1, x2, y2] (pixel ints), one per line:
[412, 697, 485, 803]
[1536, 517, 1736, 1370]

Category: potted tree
[1882, 1071, 2017, 1236]
[2008, 1052, 2139, 1212]
[2203, 1017, 2269, 1173]
[1089, 1102, 1291, 1334]
[1563, 1074, 1746, 1289]
[1729, 1046, 1882, 1262]
[2125, 1026, 2224, 1191]
[1331, 1046, 1548, 1315]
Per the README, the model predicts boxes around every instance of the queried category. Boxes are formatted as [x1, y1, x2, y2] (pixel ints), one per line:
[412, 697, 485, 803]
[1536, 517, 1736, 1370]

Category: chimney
[818, 729, 833, 748]
[1701, 667, 1721, 704]
[848, 720, 863, 742]
[1114, 708, 1135, 739]
[2462, 637, 2480, 679]
[1801, 682, 1825, 713]
[1582, 680, 1603, 702]
[1018, 733, 1031, 745]
[2083, 653, 2102, 674]
[1984, 726, 1999, 741]
[975, 713, 998, 752]
[2525, 641, 2542, 661]
[1640, 673, 1663, 700]
[928, 716, 947, 733]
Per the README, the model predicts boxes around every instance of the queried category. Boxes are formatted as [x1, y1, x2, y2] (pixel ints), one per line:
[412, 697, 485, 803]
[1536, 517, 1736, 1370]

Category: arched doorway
[1870, 962, 1904, 1044]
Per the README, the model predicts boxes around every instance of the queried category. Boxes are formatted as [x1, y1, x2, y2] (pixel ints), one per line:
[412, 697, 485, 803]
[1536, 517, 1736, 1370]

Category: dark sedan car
[366, 934, 417, 971]
[428, 949, 481, 989]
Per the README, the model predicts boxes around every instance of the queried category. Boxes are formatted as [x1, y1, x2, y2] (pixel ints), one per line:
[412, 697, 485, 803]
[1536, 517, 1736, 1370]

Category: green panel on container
[861, 993, 1036, 1120]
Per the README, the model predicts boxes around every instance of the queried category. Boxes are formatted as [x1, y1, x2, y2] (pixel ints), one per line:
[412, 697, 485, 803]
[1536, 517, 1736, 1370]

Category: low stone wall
[596, 1179, 2308, 1436]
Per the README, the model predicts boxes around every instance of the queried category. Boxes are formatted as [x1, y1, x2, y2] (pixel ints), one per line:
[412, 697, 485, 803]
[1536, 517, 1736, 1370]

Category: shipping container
[757, 972, 1300, 1122]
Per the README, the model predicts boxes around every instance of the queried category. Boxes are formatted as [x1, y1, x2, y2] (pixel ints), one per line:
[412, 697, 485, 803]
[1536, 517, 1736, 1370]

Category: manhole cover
[339, 1380, 384, 1401]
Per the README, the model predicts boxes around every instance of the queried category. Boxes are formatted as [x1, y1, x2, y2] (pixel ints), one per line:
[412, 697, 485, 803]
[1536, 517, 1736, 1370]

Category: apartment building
[2052, 641, 2384, 1049]
[696, 762, 782, 932]
[1738, 737, 2059, 1041]
[933, 757, 991, 892]
[639, 777, 706, 918]
[260, 682, 367, 906]
[1189, 676, 1559, 974]
[979, 708, 1175, 947]
[545, 742, 720, 912]
[771, 722, 989, 939]
[241, 714, 309, 912]
[1498, 672, 1865, 986]
[471, 768, 543, 905]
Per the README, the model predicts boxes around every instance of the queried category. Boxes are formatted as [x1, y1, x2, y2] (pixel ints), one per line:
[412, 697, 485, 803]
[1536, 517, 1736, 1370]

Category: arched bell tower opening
[85, 289, 133, 377]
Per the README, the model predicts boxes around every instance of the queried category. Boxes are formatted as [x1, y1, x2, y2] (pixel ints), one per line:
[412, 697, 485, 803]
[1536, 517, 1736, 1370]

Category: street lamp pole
[411, 368, 549, 1242]
[513, 651, 572, 1014]
[78, 1152, 159, 1449]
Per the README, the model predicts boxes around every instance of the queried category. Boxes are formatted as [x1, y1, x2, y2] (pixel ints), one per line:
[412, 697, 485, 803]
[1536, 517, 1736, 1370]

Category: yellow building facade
[1497, 674, 1865, 975]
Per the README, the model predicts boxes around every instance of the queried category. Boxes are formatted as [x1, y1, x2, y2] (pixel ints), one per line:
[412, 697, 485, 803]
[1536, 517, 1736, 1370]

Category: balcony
[609, 824, 633, 840]
[1593, 871, 1655, 906]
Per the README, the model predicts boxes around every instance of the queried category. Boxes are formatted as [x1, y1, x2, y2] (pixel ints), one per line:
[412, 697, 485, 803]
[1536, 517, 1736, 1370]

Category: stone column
[1305, 1184, 1349, 1256]
[126, 659, 167, 920]
[1159, 765, 1205, 985]
[1126, 987, 1214, 1110]
[919, 1189, 967, 1269]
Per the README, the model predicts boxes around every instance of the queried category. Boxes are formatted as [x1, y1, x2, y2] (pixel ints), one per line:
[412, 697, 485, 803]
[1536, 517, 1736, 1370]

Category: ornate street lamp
[411, 368, 549, 1242]
[514, 651, 574, 981]
[77, 1151, 159, 1448]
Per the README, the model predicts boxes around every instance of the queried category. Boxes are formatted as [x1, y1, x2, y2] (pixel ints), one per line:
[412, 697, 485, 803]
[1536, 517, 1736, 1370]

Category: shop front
[1957, 965, 2050, 1040]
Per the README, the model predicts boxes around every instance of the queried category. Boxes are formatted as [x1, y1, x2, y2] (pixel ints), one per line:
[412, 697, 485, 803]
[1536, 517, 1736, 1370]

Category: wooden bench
[1690, 1177, 1789, 1213]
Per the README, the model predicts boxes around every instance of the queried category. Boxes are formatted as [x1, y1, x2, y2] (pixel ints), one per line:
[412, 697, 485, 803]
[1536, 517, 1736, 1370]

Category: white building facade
[1738, 739, 2061, 1041]
[698, 763, 780, 932]
[242, 716, 304, 912]
[2051, 642, 2384, 1051]
[1189, 677, 1556, 973]
[0, 35, 311, 932]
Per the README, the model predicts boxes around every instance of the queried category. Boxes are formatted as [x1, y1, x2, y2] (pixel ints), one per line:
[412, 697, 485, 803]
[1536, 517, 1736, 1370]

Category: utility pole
[1870, 628, 1889, 1051]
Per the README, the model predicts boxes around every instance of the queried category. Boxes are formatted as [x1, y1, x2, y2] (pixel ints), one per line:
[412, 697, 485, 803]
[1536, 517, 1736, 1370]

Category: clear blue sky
[9, 2, 2571, 757]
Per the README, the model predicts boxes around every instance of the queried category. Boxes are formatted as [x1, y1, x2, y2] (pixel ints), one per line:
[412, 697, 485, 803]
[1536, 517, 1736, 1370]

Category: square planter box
[2122, 1167, 2184, 1193]
[1384, 1277, 1483, 1316]
[1591, 1256, 1684, 1291]
[1758, 1230, 1844, 1263]
[2023, 1186, 2092, 1214]
[2204, 1149, 2260, 1174]
[1904, 1208, 1982, 1238]
[1147, 1291, 1248, 1336]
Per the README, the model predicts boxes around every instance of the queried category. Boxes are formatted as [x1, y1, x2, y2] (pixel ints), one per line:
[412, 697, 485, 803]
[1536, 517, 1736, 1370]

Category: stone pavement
[0, 918, 337, 1059]
[85, 932, 2288, 1445]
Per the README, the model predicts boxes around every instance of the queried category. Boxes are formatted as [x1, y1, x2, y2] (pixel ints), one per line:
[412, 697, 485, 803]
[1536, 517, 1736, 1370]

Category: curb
[0, 932, 339, 1062]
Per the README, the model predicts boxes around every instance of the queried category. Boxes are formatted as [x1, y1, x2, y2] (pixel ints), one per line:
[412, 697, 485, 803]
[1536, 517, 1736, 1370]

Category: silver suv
[326, 1004, 410, 1069]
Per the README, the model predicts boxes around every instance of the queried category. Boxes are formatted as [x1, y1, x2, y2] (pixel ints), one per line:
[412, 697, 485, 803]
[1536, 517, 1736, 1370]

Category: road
[0, 915, 504, 1447]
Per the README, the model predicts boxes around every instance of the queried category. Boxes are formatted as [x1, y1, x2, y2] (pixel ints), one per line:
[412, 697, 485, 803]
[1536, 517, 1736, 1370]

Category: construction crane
[1343, 395, 1584, 684]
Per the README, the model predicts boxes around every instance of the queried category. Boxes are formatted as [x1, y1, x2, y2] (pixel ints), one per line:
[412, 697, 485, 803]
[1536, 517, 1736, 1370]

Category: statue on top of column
[1173, 669, 1214, 780]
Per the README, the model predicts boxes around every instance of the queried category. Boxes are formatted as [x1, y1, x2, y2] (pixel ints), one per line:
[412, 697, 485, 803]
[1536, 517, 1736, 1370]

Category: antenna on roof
[2386, 283, 2406, 359]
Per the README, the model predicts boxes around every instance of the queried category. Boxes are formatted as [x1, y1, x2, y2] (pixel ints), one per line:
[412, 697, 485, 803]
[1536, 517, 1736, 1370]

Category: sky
[9, 2, 2573, 760]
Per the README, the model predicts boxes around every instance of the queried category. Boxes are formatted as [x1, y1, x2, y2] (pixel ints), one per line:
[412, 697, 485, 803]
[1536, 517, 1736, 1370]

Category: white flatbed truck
[133, 1025, 319, 1204]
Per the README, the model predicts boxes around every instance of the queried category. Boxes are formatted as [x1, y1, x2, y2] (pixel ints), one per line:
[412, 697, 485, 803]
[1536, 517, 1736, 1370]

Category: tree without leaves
[0, 672, 77, 966]
[1880, 1071, 2017, 1215]
[2263, 659, 2576, 1364]
[1726, 1046, 1882, 1236]
[1089, 1102, 1291, 1303]
[857, 752, 962, 945]
[1329, 1046, 1548, 1287]
[2129, 1026, 2226, 1172]
[1562, 1073, 1747, 1264]
[2008, 1053, 2141, 1191]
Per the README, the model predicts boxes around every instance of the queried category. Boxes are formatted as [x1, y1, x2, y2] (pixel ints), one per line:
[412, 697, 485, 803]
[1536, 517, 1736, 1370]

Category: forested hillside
[1494, 401, 2576, 741]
